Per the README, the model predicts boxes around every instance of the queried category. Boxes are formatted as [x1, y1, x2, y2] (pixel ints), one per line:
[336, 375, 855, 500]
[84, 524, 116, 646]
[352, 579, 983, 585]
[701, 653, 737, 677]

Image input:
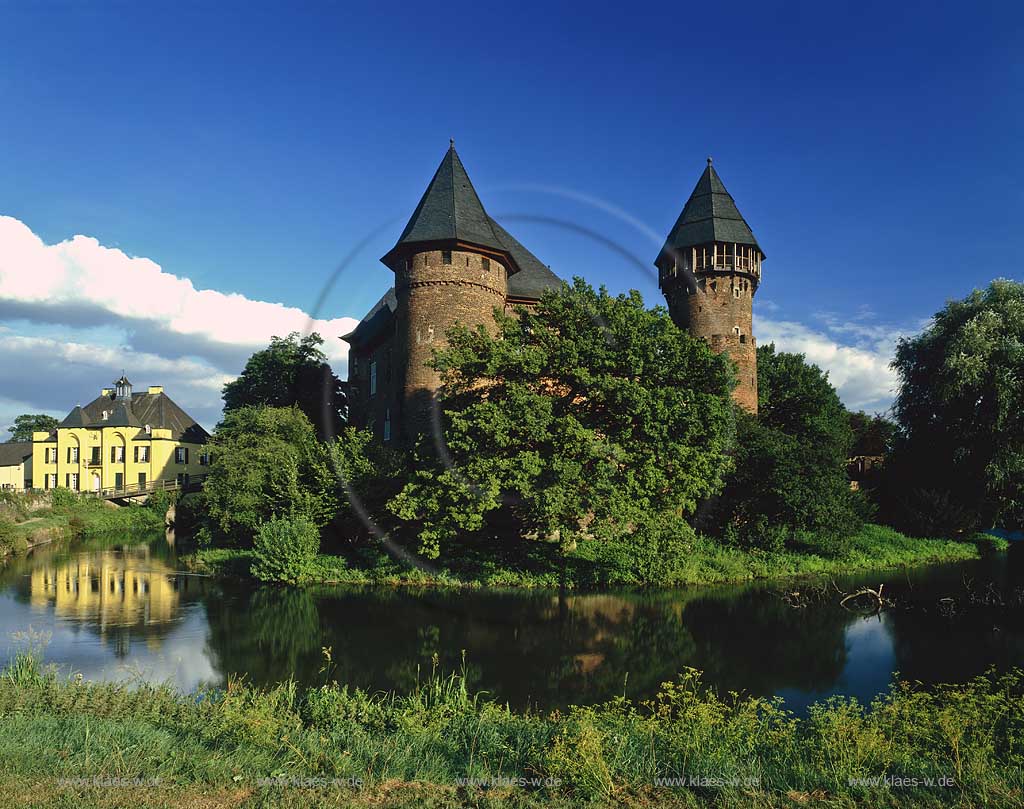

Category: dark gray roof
[71, 390, 209, 443]
[491, 219, 563, 300]
[658, 160, 763, 264]
[382, 144, 509, 269]
[0, 441, 32, 467]
[59, 406, 88, 429]
[342, 288, 398, 347]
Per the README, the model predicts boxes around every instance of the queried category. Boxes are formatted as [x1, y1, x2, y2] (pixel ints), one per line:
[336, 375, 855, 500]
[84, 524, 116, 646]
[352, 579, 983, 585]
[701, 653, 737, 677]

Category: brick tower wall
[666, 273, 758, 413]
[394, 248, 509, 440]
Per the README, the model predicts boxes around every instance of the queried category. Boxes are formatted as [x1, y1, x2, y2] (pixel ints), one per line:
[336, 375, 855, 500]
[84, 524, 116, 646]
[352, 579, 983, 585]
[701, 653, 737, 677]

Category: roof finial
[450, 137, 455, 149]
[707, 156, 713, 167]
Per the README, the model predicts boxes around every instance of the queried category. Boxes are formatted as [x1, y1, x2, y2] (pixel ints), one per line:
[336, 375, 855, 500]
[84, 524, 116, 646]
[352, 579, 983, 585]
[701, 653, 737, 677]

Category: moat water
[1, 534, 1022, 714]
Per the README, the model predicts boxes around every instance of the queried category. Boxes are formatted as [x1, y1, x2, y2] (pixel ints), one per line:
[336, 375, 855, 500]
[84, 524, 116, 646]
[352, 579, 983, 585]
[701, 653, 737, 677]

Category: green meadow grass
[0, 652, 1021, 808]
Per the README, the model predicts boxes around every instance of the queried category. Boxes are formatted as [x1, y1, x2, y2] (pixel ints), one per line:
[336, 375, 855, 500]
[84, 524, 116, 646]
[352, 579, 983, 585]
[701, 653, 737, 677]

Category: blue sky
[0, 1, 1021, 433]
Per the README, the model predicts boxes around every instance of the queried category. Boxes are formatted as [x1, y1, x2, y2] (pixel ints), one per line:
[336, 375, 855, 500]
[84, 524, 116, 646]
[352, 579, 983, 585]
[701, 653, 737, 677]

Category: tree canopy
[887, 279, 1024, 532]
[702, 344, 863, 548]
[7, 414, 58, 442]
[199, 405, 338, 547]
[222, 332, 345, 439]
[389, 278, 737, 558]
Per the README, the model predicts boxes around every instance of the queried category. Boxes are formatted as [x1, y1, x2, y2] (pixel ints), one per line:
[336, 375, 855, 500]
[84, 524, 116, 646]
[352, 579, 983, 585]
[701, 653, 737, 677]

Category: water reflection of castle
[28, 546, 197, 646]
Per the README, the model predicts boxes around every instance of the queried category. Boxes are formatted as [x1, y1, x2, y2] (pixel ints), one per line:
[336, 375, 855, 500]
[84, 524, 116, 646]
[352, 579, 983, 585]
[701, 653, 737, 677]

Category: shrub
[145, 489, 177, 515]
[251, 515, 321, 584]
[48, 487, 79, 509]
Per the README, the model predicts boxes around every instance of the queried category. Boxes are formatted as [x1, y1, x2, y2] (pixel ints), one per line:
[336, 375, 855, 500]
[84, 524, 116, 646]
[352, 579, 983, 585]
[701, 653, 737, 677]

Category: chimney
[148, 385, 164, 395]
[101, 388, 113, 397]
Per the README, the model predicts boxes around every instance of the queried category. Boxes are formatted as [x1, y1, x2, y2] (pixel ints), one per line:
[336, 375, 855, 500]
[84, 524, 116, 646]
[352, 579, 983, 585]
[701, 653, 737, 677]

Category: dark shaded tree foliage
[199, 406, 337, 547]
[702, 344, 865, 549]
[884, 280, 1024, 535]
[389, 278, 737, 559]
[6, 414, 58, 442]
[847, 411, 896, 457]
[222, 332, 345, 439]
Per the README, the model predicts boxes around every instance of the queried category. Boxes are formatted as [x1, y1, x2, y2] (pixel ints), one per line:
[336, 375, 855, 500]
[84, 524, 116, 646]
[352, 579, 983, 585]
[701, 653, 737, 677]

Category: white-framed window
[145, 424, 152, 435]
[45, 447, 56, 464]
[46, 474, 56, 489]
[134, 446, 149, 463]
[199, 452, 210, 466]
[383, 409, 391, 442]
[369, 360, 377, 396]
[68, 446, 79, 463]
[67, 473, 79, 490]
[175, 447, 189, 464]
[111, 446, 125, 463]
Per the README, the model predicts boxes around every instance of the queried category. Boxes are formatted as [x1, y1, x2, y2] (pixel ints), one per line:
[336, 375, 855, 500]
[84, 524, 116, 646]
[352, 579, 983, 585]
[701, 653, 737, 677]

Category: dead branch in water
[839, 583, 889, 613]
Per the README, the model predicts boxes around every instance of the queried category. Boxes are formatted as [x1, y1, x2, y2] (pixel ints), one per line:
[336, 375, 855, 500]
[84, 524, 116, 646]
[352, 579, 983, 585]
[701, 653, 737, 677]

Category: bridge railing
[84, 473, 209, 500]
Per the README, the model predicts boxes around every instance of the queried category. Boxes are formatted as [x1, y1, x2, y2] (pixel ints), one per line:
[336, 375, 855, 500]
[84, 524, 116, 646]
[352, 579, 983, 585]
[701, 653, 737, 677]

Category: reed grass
[1, 651, 1021, 808]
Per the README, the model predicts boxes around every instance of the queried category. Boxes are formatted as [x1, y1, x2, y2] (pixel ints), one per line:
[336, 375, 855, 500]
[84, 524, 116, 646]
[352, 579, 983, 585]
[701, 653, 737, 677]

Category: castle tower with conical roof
[656, 159, 764, 413]
[381, 142, 523, 441]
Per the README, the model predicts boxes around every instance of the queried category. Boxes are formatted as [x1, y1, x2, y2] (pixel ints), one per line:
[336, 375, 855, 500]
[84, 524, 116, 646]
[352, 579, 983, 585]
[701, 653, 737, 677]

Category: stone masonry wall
[666, 272, 758, 414]
[395, 248, 509, 441]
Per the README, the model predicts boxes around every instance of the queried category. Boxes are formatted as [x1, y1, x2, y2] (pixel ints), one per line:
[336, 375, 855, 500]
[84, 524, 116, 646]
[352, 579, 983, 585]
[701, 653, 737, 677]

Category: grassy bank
[1, 654, 1021, 808]
[182, 524, 1001, 590]
[0, 490, 166, 559]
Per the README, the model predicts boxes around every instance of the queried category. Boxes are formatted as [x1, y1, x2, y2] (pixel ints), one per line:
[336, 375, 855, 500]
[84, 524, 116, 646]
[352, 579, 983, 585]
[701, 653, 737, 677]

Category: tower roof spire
[657, 160, 763, 265]
[381, 143, 509, 270]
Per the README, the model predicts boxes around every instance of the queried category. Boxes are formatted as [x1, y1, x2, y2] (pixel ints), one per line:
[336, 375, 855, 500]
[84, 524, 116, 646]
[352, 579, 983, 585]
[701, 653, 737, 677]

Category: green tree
[389, 278, 736, 559]
[887, 280, 1024, 533]
[703, 344, 864, 549]
[200, 406, 338, 547]
[6, 414, 58, 442]
[329, 426, 407, 541]
[847, 411, 896, 457]
[223, 332, 345, 439]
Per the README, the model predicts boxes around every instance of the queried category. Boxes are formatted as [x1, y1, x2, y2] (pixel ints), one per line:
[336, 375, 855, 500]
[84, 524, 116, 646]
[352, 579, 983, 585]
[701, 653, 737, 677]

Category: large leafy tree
[887, 280, 1024, 533]
[847, 411, 896, 457]
[7, 414, 58, 442]
[703, 344, 863, 548]
[199, 406, 338, 547]
[389, 278, 737, 559]
[223, 332, 345, 439]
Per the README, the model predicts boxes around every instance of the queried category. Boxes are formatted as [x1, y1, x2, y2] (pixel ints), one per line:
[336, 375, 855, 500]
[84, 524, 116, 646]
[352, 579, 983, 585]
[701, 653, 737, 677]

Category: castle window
[369, 360, 377, 396]
[740, 334, 747, 344]
[733, 327, 741, 336]
[383, 408, 391, 442]
[442, 250, 452, 265]
[734, 286, 741, 298]
[481, 257, 490, 272]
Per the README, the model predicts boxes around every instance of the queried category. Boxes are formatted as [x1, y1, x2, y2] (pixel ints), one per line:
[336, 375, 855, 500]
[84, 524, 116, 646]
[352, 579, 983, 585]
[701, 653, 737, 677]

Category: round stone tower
[381, 143, 519, 442]
[656, 158, 764, 414]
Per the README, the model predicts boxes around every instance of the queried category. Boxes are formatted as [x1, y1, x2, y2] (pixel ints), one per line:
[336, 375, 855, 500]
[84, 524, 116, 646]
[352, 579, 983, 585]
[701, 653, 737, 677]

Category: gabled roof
[341, 288, 398, 347]
[658, 159, 763, 265]
[0, 441, 32, 467]
[491, 219, 563, 300]
[68, 388, 209, 443]
[381, 144, 513, 271]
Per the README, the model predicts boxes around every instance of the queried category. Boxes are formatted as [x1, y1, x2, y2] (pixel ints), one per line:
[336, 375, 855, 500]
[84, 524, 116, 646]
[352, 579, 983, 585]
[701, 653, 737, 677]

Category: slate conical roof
[658, 159, 763, 264]
[381, 143, 512, 271]
[59, 406, 87, 428]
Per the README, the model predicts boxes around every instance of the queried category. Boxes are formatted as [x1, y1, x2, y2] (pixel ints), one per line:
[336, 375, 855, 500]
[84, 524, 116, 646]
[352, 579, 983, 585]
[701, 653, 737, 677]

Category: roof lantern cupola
[114, 373, 132, 401]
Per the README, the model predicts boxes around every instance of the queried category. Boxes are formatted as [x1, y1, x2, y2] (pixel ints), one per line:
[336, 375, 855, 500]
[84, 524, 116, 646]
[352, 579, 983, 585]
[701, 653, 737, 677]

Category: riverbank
[1, 653, 1020, 808]
[0, 491, 166, 560]
[182, 524, 1004, 589]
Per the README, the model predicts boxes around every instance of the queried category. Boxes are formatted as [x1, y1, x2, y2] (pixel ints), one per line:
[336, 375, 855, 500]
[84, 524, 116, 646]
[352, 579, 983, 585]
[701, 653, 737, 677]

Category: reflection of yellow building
[29, 546, 182, 629]
[31, 375, 209, 493]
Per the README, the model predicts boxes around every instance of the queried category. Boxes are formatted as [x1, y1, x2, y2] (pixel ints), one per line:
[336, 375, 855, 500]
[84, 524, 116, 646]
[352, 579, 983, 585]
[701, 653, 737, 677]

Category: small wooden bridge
[85, 473, 208, 504]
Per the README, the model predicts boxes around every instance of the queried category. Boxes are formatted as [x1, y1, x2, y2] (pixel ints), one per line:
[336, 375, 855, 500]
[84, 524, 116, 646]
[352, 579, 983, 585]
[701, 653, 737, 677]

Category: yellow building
[0, 441, 33, 491]
[31, 375, 209, 493]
